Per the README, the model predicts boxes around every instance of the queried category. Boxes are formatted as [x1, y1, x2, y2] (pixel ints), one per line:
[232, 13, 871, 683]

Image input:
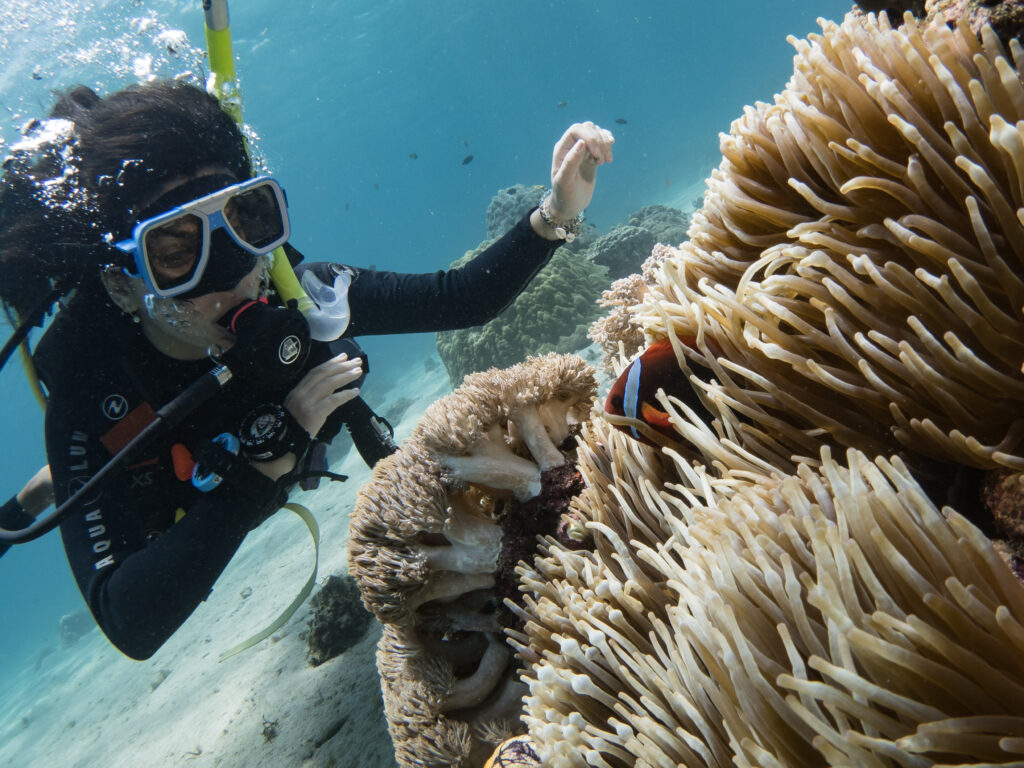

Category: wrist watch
[238, 403, 311, 462]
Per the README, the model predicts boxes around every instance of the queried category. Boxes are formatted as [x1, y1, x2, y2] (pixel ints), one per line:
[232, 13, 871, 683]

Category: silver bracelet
[538, 189, 584, 242]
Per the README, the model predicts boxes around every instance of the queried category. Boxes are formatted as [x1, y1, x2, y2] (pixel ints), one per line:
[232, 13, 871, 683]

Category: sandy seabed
[0, 353, 459, 768]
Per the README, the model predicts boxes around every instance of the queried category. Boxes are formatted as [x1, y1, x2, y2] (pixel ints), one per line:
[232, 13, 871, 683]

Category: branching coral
[514, 418, 1024, 767]
[615, 12, 1024, 475]
[588, 245, 675, 372]
[348, 354, 596, 767]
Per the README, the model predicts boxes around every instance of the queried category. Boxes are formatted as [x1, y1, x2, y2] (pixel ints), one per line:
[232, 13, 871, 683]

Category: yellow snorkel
[203, 0, 315, 318]
[202, 0, 320, 662]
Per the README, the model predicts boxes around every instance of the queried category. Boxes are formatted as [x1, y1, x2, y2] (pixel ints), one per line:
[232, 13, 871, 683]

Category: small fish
[604, 337, 715, 446]
[462, 154, 474, 165]
[373, 182, 379, 190]
[615, 118, 627, 124]
[462, 139, 469, 147]
[557, 100, 568, 108]
[345, 202, 350, 211]
[408, 153, 418, 160]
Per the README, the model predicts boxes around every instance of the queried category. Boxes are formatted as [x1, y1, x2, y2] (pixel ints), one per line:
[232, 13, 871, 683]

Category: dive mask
[115, 175, 289, 299]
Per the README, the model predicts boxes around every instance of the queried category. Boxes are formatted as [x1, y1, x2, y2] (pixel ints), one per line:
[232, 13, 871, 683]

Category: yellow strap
[218, 502, 319, 661]
[19, 339, 46, 410]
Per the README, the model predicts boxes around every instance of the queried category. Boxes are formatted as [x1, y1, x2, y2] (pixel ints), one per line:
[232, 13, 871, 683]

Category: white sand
[0, 352, 454, 768]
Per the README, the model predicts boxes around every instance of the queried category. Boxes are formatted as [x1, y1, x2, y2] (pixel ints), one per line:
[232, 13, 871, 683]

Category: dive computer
[238, 403, 311, 462]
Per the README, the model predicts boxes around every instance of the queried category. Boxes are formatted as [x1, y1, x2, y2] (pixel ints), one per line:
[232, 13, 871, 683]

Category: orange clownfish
[604, 337, 713, 446]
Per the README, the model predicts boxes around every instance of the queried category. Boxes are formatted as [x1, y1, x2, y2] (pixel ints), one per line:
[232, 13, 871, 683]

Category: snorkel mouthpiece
[300, 267, 351, 341]
[219, 298, 310, 400]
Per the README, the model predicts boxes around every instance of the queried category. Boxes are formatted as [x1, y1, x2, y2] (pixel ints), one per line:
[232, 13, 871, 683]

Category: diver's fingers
[317, 360, 363, 390]
[571, 121, 614, 164]
[551, 125, 581, 175]
[554, 139, 596, 187]
[591, 125, 615, 162]
[305, 352, 361, 378]
[323, 386, 361, 412]
[552, 122, 614, 174]
[299, 371, 362, 410]
[299, 354, 362, 391]
[285, 383, 361, 437]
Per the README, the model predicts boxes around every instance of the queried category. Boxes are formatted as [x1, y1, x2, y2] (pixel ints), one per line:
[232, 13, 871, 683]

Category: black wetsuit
[32, 212, 558, 660]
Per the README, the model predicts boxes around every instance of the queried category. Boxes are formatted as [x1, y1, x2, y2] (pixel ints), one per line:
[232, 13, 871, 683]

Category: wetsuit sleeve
[0, 498, 35, 558]
[47, 402, 284, 661]
[345, 210, 560, 336]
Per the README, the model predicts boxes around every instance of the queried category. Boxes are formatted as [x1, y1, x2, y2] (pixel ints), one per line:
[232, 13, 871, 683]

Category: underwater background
[0, 0, 852, 698]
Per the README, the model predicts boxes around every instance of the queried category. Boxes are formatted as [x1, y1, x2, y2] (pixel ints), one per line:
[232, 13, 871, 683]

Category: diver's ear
[100, 266, 142, 315]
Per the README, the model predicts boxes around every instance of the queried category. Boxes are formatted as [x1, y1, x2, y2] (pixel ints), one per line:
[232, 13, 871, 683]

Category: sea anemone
[515, 418, 1024, 767]
[613, 11, 1024, 476]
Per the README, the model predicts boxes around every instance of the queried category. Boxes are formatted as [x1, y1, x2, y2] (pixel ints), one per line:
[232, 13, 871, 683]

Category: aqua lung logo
[278, 335, 302, 365]
[68, 475, 101, 506]
[101, 394, 128, 421]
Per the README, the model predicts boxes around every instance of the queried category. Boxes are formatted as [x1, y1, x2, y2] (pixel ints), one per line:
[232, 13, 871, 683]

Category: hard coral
[436, 245, 608, 387]
[625, 204, 690, 247]
[588, 244, 674, 373]
[587, 225, 658, 282]
[305, 574, 374, 666]
[348, 354, 596, 768]
[485, 185, 546, 239]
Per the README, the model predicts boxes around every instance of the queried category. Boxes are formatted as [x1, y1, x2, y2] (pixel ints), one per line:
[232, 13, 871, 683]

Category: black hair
[0, 80, 250, 323]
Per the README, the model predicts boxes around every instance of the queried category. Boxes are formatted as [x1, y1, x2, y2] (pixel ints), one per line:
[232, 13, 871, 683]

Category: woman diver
[0, 80, 614, 660]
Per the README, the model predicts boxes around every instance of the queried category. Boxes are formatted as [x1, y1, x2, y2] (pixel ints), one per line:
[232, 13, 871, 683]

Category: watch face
[248, 412, 278, 443]
[241, 404, 285, 451]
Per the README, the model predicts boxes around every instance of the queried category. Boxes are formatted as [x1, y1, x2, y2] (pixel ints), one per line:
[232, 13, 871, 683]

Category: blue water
[0, 0, 851, 688]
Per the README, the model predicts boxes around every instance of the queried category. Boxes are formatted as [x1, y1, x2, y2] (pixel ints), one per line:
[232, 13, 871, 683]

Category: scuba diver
[0, 80, 614, 660]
